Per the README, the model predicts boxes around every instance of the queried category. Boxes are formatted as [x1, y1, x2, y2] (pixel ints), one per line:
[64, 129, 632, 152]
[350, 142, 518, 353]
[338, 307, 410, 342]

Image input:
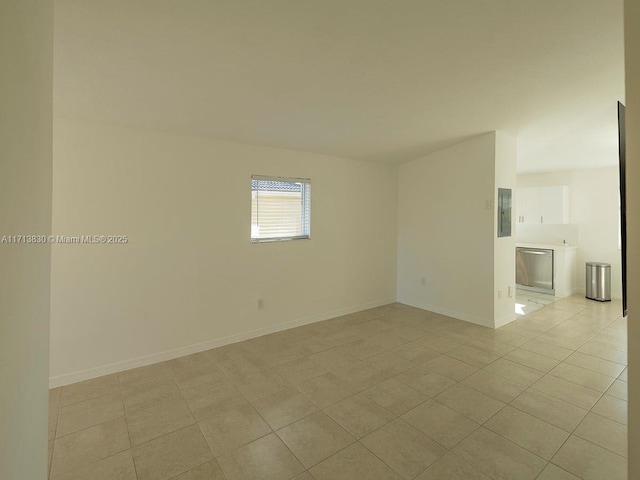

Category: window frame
[250, 175, 311, 243]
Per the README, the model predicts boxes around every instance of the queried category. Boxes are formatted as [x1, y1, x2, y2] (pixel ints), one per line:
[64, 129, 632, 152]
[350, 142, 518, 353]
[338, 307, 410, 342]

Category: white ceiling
[54, 0, 625, 172]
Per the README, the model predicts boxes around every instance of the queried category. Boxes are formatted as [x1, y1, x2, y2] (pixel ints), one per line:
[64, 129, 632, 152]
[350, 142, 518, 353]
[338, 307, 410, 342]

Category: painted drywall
[516, 223, 580, 246]
[0, 1, 53, 478]
[50, 118, 397, 385]
[397, 133, 497, 327]
[493, 132, 517, 327]
[625, 0, 639, 476]
[516, 167, 622, 298]
[53, 0, 624, 170]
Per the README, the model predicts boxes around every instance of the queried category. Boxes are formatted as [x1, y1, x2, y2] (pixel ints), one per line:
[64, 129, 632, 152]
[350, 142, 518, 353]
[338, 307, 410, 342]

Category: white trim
[251, 175, 311, 242]
[49, 297, 396, 388]
[251, 235, 310, 243]
[396, 298, 495, 328]
[252, 174, 311, 184]
[565, 287, 583, 298]
[575, 287, 623, 300]
[494, 312, 517, 328]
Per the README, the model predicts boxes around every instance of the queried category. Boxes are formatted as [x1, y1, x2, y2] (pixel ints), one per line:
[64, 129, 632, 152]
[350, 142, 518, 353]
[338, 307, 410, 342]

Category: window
[251, 175, 311, 242]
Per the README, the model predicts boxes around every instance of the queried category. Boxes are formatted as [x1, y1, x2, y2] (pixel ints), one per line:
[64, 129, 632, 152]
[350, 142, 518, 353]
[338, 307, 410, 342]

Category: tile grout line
[246, 319, 458, 478]
[117, 372, 140, 480]
[49, 378, 135, 480]
[47, 298, 625, 480]
[173, 362, 275, 477]
[569, 412, 628, 459]
[49, 388, 62, 480]
[168, 372, 224, 479]
[449, 350, 556, 479]
[499, 300, 628, 477]
[418, 299, 626, 478]
[286, 300, 612, 478]
[199, 356, 322, 479]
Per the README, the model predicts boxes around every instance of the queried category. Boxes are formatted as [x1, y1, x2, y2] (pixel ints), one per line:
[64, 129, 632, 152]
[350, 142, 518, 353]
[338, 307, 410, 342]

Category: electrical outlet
[421, 277, 426, 286]
[257, 299, 263, 309]
[508, 286, 513, 298]
[497, 290, 502, 299]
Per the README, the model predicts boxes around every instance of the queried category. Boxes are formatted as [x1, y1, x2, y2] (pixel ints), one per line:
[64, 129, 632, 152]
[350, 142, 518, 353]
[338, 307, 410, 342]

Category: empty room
[3, 1, 640, 480]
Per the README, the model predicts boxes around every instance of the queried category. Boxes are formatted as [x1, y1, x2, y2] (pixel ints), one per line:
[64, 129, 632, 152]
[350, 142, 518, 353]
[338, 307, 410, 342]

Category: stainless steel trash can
[586, 262, 611, 302]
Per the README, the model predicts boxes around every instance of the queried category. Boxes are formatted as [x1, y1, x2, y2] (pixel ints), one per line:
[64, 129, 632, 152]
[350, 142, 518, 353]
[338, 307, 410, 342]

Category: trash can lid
[586, 262, 611, 267]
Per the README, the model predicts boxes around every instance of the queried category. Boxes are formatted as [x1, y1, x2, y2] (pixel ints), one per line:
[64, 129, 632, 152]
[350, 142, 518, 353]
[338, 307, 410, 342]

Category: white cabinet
[538, 186, 569, 224]
[516, 188, 540, 225]
[553, 246, 578, 298]
[515, 186, 569, 224]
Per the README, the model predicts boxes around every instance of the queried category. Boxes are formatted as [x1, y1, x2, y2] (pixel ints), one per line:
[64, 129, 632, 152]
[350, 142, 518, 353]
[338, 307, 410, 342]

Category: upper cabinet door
[517, 188, 539, 224]
[515, 186, 569, 224]
[538, 186, 569, 224]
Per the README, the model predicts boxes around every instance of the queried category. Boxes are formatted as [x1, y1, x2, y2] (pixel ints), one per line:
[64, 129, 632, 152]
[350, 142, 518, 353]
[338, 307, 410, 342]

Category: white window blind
[251, 175, 311, 242]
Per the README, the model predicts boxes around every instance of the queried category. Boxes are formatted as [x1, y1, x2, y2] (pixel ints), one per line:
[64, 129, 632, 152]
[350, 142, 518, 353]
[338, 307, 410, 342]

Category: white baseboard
[555, 288, 579, 298]
[397, 298, 494, 329]
[494, 313, 517, 329]
[49, 298, 396, 388]
[573, 287, 622, 300]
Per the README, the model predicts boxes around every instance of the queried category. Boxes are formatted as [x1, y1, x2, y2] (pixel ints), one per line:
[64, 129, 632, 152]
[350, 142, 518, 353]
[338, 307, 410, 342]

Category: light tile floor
[515, 289, 558, 316]
[48, 296, 628, 480]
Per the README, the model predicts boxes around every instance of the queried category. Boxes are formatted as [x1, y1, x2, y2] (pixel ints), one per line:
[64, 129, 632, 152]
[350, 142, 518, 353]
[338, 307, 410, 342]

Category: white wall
[624, 0, 639, 475]
[397, 133, 499, 327]
[50, 118, 397, 385]
[516, 167, 622, 298]
[0, 1, 53, 478]
[494, 132, 517, 327]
